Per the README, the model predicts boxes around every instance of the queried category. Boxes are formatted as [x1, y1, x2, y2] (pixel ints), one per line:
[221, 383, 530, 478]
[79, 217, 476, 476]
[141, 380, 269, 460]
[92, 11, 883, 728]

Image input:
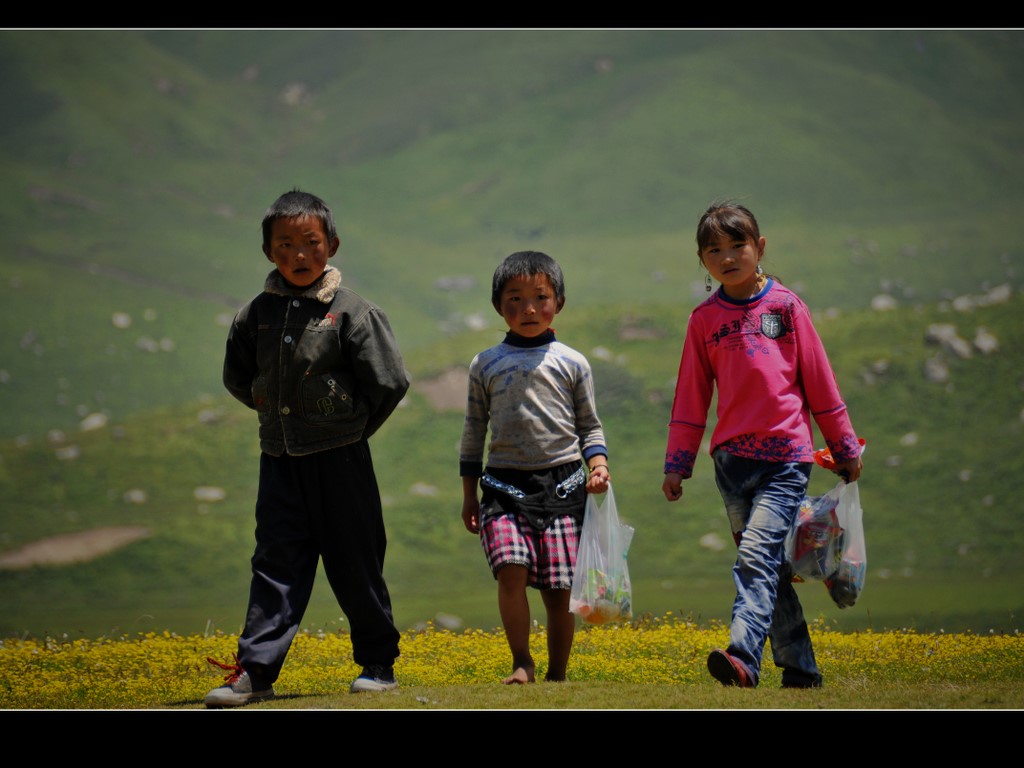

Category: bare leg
[497, 565, 535, 684]
[541, 588, 575, 681]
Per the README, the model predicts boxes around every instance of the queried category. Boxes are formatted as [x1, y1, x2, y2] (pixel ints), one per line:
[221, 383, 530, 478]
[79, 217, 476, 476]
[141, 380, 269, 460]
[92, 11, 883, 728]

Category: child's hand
[462, 498, 481, 534]
[662, 472, 683, 502]
[833, 457, 862, 484]
[586, 465, 610, 494]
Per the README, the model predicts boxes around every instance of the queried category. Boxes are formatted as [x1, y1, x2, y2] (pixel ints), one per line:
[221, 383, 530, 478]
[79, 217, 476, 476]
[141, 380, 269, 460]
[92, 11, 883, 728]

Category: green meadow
[0, 29, 1022, 645]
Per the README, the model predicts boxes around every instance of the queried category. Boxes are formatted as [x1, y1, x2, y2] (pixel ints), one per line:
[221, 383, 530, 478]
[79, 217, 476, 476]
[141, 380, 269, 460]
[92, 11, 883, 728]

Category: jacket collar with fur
[263, 265, 342, 304]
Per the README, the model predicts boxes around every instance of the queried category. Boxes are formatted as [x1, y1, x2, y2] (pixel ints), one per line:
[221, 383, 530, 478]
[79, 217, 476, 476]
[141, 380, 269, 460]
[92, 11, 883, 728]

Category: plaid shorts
[480, 511, 580, 590]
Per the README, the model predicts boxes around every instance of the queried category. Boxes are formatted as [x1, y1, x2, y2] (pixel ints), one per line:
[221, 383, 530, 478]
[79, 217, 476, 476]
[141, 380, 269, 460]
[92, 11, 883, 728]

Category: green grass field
[3, 292, 1021, 640]
[1, 30, 1022, 649]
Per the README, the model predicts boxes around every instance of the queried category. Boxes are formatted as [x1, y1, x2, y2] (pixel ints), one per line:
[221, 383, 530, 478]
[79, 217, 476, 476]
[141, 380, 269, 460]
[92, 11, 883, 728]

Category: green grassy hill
[2, 292, 1020, 638]
[0, 29, 1021, 639]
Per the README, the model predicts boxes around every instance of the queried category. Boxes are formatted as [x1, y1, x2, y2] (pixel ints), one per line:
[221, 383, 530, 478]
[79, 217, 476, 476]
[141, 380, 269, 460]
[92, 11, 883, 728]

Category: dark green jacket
[224, 266, 410, 456]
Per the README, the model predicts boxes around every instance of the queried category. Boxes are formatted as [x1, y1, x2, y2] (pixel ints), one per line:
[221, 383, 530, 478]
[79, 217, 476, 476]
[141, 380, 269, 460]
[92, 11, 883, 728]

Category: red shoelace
[206, 653, 243, 684]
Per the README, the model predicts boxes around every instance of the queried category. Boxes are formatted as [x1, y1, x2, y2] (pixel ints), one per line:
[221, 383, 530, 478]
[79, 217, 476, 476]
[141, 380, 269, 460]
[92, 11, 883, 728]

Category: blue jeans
[712, 449, 821, 687]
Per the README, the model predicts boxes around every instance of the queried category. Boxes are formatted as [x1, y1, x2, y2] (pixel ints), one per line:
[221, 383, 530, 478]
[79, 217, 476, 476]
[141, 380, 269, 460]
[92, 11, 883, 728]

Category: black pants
[237, 441, 400, 687]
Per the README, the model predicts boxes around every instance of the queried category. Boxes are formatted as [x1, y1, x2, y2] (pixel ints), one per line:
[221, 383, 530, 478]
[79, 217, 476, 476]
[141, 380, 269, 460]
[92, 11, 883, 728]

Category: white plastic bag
[786, 479, 867, 608]
[785, 483, 845, 581]
[801, 439, 868, 607]
[825, 480, 867, 608]
[569, 484, 634, 624]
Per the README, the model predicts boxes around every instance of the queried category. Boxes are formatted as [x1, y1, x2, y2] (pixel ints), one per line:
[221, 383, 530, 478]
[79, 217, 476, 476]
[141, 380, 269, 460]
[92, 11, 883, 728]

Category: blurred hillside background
[0, 29, 1022, 640]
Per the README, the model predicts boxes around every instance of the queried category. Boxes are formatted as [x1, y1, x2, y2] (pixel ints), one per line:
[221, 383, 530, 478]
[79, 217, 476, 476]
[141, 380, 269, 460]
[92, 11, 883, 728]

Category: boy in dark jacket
[206, 189, 409, 707]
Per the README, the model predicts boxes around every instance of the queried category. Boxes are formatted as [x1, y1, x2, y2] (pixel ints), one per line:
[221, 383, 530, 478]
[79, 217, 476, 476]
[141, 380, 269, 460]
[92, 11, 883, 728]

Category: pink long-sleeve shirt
[664, 280, 860, 478]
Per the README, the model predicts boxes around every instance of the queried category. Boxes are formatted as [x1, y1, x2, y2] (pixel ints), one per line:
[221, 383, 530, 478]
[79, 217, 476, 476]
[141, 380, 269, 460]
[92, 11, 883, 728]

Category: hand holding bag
[787, 440, 868, 607]
[569, 484, 634, 624]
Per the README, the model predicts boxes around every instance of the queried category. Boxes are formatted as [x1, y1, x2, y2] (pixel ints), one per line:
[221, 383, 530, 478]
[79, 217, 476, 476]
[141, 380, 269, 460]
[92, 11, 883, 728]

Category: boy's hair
[261, 189, 338, 247]
[695, 200, 761, 253]
[491, 250, 566, 312]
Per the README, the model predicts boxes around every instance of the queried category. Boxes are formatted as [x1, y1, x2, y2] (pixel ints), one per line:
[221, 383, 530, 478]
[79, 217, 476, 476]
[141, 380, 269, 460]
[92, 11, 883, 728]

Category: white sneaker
[205, 668, 275, 708]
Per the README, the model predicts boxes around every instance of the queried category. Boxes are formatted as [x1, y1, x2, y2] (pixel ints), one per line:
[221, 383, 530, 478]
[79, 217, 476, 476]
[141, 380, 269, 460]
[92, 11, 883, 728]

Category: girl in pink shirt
[662, 201, 862, 689]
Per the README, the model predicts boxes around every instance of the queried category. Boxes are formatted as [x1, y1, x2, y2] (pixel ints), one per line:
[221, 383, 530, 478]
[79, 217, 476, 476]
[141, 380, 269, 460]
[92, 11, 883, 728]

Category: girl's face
[699, 233, 766, 300]
[263, 214, 340, 288]
[498, 272, 561, 338]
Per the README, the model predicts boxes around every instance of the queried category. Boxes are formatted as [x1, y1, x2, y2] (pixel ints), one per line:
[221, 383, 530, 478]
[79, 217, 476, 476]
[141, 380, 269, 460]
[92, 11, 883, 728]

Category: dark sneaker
[205, 654, 275, 708]
[707, 649, 755, 688]
[350, 664, 398, 693]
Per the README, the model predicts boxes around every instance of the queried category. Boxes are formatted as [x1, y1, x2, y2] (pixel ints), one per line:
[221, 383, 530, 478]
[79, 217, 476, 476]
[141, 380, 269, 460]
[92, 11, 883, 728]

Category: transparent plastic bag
[787, 479, 867, 608]
[569, 484, 634, 624]
[786, 483, 845, 581]
[824, 480, 866, 608]
[808, 439, 867, 608]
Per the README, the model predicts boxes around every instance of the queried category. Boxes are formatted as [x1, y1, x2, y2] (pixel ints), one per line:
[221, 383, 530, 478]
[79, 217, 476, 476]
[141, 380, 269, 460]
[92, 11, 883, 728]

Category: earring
[705, 273, 712, 292]
[756, 264, 763, 275]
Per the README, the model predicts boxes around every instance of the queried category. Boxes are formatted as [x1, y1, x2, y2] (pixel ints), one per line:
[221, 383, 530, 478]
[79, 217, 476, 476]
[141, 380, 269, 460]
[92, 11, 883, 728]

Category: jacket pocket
[300, 372, 356, 424]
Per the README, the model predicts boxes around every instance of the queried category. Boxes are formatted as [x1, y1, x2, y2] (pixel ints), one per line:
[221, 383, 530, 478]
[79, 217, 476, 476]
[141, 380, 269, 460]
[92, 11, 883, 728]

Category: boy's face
[263, 214, 340, 288]
[498, 272, 562, 338]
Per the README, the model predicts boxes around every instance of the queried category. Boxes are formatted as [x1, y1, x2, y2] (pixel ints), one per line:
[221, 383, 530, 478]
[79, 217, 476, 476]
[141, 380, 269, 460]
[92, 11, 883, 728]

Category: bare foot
[502, 666, 536, 685]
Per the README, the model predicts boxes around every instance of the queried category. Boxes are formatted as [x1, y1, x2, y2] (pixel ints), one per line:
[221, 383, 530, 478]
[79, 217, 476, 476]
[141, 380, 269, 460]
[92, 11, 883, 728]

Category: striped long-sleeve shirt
[460, 330, 607, 477]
